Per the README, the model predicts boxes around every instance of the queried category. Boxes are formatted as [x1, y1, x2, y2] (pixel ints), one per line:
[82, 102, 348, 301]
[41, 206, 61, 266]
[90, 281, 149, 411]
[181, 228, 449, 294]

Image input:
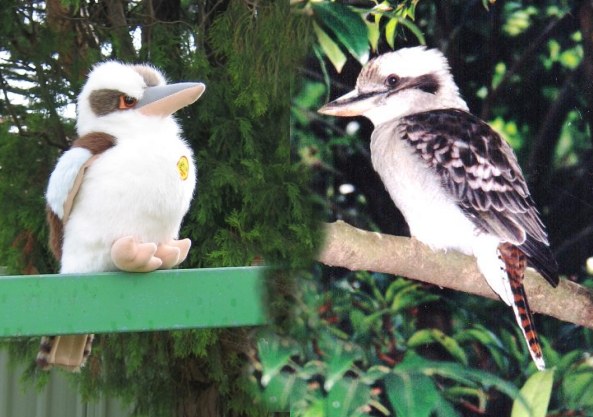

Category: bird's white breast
[370, 121, 477, 255]
[370, 120, 515, 306]
[61, 118, 196, 272]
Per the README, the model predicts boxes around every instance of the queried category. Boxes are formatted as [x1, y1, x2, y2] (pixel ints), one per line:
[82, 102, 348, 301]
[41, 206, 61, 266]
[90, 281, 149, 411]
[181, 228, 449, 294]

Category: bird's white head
[319, 47, 468, 126]
[76, 61, 205, 137]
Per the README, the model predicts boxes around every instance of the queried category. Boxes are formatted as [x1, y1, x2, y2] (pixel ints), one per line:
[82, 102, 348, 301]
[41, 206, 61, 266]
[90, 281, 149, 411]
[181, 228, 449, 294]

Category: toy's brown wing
[40, 133, 115, 371]
[45, 133, 115, 260]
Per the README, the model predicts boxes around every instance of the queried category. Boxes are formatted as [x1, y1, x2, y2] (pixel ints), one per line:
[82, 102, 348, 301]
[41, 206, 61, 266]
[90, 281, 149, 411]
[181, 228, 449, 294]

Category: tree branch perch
[317, 221, 593, 329]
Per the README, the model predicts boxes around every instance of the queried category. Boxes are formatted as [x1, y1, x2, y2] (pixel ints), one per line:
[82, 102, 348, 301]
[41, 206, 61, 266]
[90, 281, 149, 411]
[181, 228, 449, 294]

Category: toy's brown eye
[118, 95, 137, 109]
[385, 74, 400, 87]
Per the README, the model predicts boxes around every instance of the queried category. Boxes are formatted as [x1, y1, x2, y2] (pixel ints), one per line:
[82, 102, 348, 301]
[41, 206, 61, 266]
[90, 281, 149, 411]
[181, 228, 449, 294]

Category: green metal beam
[0, 267, 267, 337]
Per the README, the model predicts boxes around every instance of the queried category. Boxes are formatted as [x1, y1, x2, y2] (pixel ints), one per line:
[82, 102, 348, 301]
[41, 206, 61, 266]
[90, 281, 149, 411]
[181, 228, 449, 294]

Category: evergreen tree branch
[317, 221, 593, 329]
[0, 72, 24, 135]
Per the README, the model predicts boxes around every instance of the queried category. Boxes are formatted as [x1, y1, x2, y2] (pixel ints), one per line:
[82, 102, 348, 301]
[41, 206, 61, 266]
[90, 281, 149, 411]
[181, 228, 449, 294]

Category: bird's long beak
[137, 82, 206, 117]
[318, 89, 376, 117]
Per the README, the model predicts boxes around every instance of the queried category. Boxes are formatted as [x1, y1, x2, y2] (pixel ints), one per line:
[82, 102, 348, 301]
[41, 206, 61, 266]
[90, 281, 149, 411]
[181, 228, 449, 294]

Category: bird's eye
[385, 74, 400, 88]
[118, 95, 138, 109]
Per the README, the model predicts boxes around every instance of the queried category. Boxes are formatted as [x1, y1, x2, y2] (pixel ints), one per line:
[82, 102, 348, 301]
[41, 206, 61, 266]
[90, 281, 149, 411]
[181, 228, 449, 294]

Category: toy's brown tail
[36, 334, 94, 372]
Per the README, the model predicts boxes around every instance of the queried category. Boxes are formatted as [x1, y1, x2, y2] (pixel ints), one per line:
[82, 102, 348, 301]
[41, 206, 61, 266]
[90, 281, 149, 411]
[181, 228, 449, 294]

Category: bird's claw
[155, 238, 191, 269]
[111, 236, 162, 272]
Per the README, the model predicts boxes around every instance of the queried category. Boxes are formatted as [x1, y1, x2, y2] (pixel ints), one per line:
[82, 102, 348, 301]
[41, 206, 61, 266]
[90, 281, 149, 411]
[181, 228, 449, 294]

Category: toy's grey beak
[138, 82, 206, 117]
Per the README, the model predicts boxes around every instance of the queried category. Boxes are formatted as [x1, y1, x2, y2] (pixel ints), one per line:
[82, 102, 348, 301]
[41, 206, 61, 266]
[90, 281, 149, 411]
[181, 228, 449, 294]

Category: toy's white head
[319, 47, 468, 126]
[76, 61, 205, 137]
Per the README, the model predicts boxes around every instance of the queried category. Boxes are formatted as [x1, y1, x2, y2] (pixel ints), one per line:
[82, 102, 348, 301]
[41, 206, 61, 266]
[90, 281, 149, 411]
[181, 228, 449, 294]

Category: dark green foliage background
[250, 1, 593, 416]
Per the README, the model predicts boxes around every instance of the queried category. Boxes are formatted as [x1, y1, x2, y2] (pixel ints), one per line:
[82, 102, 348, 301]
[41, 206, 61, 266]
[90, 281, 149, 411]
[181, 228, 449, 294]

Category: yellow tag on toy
[177, 156, 189, 180]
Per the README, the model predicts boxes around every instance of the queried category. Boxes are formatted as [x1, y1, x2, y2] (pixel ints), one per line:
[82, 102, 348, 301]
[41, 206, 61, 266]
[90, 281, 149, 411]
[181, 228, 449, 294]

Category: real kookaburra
[319, 47, 558, 370]
[38, 61, 205, 371]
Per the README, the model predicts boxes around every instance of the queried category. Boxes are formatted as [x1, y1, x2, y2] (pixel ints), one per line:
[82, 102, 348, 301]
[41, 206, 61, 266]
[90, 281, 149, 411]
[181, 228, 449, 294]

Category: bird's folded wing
[398, 109, 558, 286]
[46, 147, 95, 221]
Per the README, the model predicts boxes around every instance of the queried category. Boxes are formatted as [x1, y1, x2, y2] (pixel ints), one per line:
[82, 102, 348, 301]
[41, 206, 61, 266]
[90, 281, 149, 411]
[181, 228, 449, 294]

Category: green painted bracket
[0, 267, 267, 337]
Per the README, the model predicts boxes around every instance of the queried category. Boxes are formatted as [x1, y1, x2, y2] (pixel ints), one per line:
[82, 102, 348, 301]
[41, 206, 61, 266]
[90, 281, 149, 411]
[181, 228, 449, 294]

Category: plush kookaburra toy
[37, 61, 205, 371]
[319, 47, 558, 370]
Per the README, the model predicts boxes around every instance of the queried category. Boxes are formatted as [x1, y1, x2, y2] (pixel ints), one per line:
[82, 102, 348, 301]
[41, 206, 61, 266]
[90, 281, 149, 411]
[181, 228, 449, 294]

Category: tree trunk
[105, 0, 136, 60]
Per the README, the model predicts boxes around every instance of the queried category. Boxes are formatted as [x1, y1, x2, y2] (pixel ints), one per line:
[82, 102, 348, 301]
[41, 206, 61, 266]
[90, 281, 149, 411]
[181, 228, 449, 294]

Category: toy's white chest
[91, 137, 194, 206]
[68, 127, 196, 243]
[370, 122, 477, 255]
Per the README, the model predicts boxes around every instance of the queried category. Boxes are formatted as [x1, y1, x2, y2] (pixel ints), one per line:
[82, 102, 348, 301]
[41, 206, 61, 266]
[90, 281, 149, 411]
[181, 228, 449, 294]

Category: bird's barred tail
[498, 243, 546, 370]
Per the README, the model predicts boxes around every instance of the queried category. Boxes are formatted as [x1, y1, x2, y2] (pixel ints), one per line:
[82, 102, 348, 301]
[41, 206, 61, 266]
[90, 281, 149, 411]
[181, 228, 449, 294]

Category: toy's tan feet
[155, 238, 191, 269]
[111, 236, 162, 272]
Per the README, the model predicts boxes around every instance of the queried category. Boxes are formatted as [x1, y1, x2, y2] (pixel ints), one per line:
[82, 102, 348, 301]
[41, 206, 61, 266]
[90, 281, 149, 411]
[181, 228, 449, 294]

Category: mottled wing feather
[398, 109, 558, 286]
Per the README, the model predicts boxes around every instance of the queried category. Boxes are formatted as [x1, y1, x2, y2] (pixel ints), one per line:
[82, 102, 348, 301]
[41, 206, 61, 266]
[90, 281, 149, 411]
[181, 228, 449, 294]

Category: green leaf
[385, 372, 439, 417]
[562, 364, 593, 409]
[456, 326, 508, 370]
[263, 372, 307, 412]
[511, 370, 554, 417]
[313, 22, 347, 73]
[554, 350, 584, 375]
[360, 365, 390, 384]
[366, 19, 380, 52]
[257, 336, 300, 385]
[370, 279, 385, 304]
[385, 278, 408, 303]
[312, 2, 369, 64]
[381, 13, 426, 48]
[385, 18, 398, 49]
[298, 360, 326, 380]
[559, 49, 582, 70]
[390, 282, 438, 313]
[326, 377, 370, 417]
[368, 399, 391, 416]
[325, 343, 358, 391]
[350, 308, 387, 339]
[302, 399, 325, 417]
[396, 16, 426, 45]
[397, 352, 521, 400]
[408, 329, 469, 366]
[434, 398, 461, 417]
[445, 386, 487, 411]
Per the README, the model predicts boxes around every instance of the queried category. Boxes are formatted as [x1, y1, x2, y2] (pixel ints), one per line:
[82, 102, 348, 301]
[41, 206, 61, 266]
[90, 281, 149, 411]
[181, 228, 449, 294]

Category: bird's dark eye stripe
[336, 90, 382, 105]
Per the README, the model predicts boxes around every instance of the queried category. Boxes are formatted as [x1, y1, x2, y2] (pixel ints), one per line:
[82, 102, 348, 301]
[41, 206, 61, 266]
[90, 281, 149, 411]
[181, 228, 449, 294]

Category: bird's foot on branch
[155, 238, 191, 269]
[111, 236, 162, 272]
